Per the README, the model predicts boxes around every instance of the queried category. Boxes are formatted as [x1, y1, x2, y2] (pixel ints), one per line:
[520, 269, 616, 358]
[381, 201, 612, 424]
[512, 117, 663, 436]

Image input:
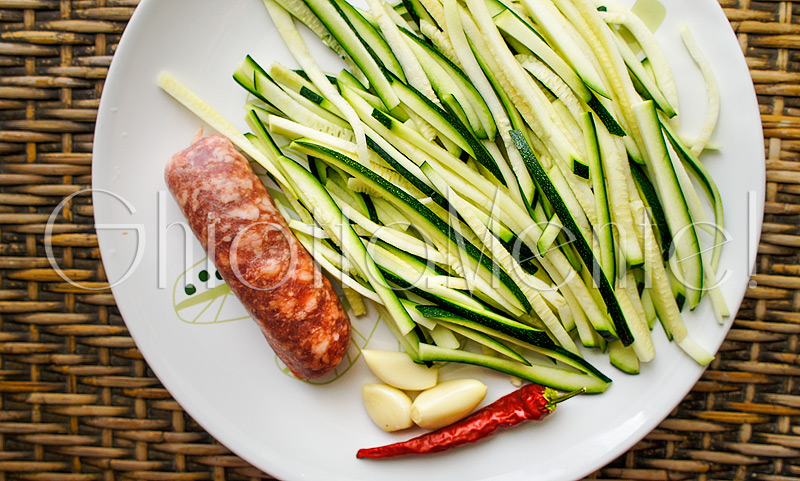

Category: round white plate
[92, 0, 764, 479]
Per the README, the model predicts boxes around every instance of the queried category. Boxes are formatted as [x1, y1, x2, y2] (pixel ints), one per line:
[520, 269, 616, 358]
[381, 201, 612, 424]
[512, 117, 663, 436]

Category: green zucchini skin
[630, 160, 672, 261]
[659, 117, 725, 271]
[582, 112, 615, 282]
[365, 136, 450, 209]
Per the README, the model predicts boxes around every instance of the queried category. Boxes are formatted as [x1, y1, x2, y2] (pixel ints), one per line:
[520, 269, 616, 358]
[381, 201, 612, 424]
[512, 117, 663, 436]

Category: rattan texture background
[0, 0, 794, 480]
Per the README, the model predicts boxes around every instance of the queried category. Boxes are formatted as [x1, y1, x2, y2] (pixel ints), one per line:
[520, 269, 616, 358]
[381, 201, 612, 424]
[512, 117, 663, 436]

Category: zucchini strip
[443, 0, 528, 206]
[421, 19, 463, 67]
[438, 320, 529, 364]
[610, 31, 675, 117]
[599, 2, 680, 117]
[679, 23, 720, 156]
[365, 0, 438, 103]
[630, 160, 672, 259]
[418, 343, 609, 393]
[343, 287, 368, 316]
[422, 162, 580, 355]
[330, 0, 406, 81]
[342, 84, 507, 189]
[417, 0, 446, 28]
[490, 4, 624, 136]
[518, 55, 584, 130]
[658, 119, 729, 319]
[156, 72, 292, 192]
[562, 281, 605, 348]
[268, 62, 345, 118]
[266, 113, 355, 151]
[294, 232, 382, 305]
[616, 272, 654, 362]
[596, 118, 644, 266]
[518, 0, 608, 98]
[328, 191, 447, 264]
[632, 202, 714, 365]
[633, 101, 704, 309]
[270, 0, 359, 75]
[415, 305, 607, 379]
[400, 25, 492, 139]
[291, 139, 533, 317]
[288, 219, 328, 238]
[465, 0, 582, 169]
[298, 0, 400, 109]
[558, 0, 646, 158]
[262, 0, 370, 166]
[376, 245, 492, 310]
[234, 57, 352, 139]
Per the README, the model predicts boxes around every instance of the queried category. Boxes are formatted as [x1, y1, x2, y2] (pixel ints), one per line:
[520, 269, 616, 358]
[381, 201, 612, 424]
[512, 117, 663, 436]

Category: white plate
[92, 0, 764, 479]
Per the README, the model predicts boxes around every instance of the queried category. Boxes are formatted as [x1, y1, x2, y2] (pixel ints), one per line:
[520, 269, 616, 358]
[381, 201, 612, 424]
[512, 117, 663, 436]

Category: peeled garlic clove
[362, 383, 413, 432]
[411, 379, 488, 430]
[361, 350, 437, 390]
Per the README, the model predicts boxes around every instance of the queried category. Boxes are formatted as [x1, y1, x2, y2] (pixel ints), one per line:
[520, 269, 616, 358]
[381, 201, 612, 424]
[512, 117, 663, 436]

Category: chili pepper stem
[546, 387, 586, 409]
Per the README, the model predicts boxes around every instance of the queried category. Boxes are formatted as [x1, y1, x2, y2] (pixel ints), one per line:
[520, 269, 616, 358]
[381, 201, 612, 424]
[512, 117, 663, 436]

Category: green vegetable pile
[160, 0, 727, 393]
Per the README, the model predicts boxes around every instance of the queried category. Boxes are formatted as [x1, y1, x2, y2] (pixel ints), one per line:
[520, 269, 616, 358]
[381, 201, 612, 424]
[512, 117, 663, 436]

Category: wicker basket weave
[0, 0, 795, 479]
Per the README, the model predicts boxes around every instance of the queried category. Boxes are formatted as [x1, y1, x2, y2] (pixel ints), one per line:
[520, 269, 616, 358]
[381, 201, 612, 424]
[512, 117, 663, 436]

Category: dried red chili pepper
[356, 383, 584, 459]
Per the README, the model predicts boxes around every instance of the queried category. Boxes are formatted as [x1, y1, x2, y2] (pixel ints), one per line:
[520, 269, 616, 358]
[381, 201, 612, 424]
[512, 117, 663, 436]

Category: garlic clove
[410, 379, 488, 430]
[361, 349, 438, 390]
[362, 383, 414, 432]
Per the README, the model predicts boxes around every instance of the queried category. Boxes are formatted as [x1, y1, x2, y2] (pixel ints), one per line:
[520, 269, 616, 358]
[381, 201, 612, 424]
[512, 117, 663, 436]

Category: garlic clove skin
[410, 379, 488, 430]
[361, 349, 438, 390]
[362, 383, 414, 432]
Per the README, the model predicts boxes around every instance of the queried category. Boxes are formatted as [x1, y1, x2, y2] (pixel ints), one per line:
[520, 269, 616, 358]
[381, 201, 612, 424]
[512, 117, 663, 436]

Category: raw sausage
[164, 135, 351, 379]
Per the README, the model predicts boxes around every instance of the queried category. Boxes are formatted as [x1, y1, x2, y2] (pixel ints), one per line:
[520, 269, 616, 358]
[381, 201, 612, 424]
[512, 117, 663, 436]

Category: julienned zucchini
[608, 341, 639, 374]
[328, 0, 406, 81]
[365, 136, 449, 208]
[415, 304, 610, 382]
[632, 101, 703, 310]
[302, 0, 400, 110]
[510, 129, 634, 346]
[489, 3, 624, 136]
[388, 74, 507, 186]
[418, 343, 609, 393]
[339, 84, 510, 193]
[397, 25, 497, 140]
[438, 320, 530, 364]
[368, 241, 487, 311]
[288, 138, 533, 317]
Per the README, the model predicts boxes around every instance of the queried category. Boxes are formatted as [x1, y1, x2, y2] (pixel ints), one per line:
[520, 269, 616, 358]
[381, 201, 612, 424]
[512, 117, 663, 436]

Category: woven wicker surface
[0, 0, 794, 479]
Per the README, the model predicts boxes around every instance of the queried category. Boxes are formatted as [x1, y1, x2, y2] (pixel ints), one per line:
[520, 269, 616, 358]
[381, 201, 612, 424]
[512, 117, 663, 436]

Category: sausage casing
[164, 135, 351, 379]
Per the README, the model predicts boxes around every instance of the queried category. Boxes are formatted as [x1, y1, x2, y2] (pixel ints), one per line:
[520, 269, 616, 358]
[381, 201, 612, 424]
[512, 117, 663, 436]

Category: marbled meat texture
[164, 135, 351, 379]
